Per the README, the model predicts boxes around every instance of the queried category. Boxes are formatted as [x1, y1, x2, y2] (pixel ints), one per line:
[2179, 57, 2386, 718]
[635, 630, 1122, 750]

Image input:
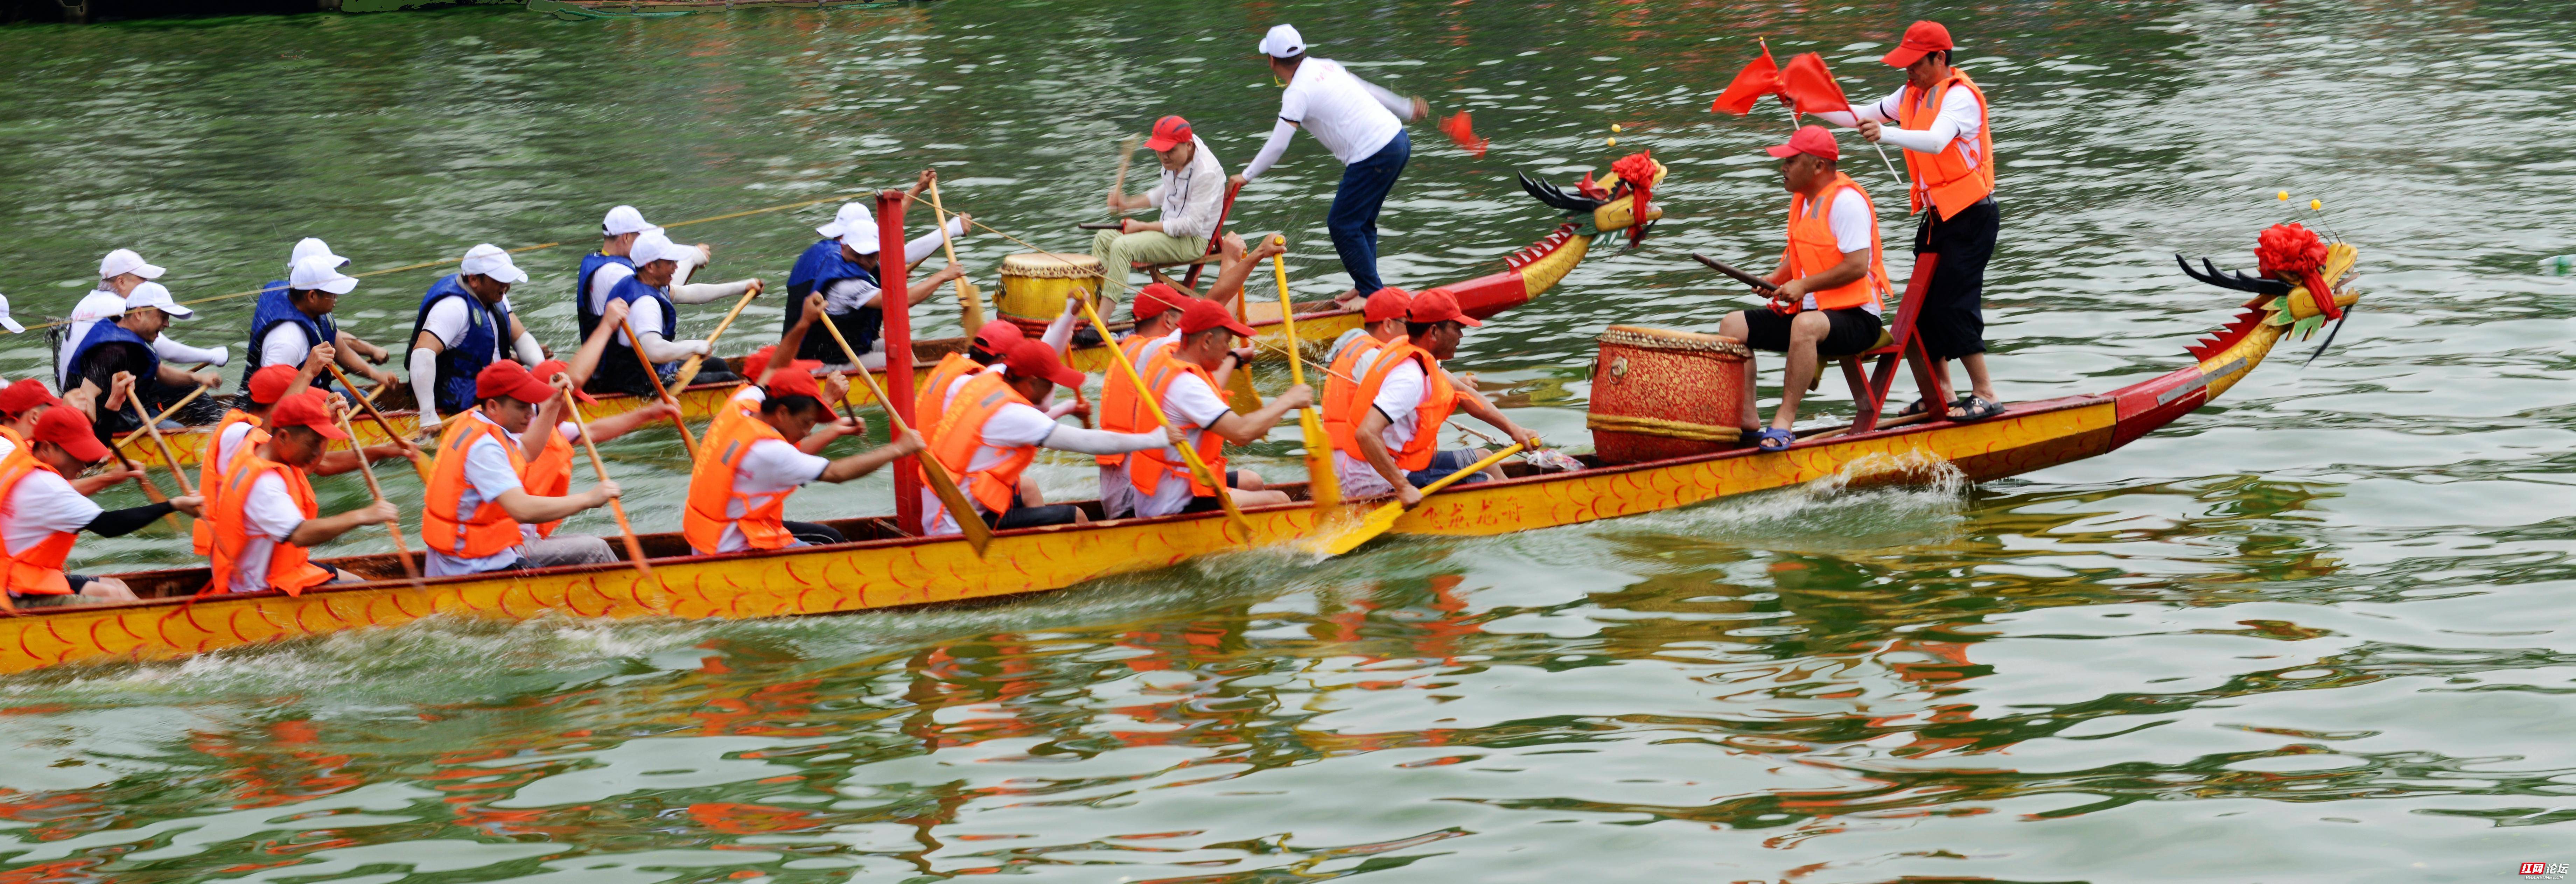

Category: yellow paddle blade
[1318, 501, 1405, 555]
[669, 355, 707, 392]
[1298, 411, 1339, 508]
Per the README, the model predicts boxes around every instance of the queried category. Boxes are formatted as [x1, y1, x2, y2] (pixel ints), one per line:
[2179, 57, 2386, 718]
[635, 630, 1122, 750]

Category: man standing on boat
[61, 282, 224, 441]
[1096, 115, 1229, 299]
[1331, 289, 1538, 503]
[782, 183, 969, 369]
[1130, 300, 1313, 517]
[1230, 24, 1432, 304]
[58, 249, 231, 399]
[924, 339, 1180, 536]
[588, 230, 751, 398]
[208, 390, 400, 595]
[245, 254, 399, 399]
[1812, 20, 2004, 421]
[0, 405, 203, 608]
[407, 244, 546, 435]
[1717, 126, 1892, 452]
[684, 348, 925, 555]
[420, 362, 629, 577]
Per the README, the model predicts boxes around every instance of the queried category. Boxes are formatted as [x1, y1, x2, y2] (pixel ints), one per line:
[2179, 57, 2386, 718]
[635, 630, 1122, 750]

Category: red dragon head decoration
[2256, 223, 2340, 321]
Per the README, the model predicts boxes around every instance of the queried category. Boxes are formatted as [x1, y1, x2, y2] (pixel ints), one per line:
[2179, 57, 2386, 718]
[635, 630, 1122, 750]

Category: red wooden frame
[1838, 254, 1950, 433]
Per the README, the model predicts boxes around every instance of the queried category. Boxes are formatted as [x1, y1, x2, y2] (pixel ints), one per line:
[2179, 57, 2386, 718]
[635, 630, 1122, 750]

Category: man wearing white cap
[0, 293, 27, 336]
[407, 244, 548, 433]
[587, 229, 757, 397]
[242, 254, 396, 399]
[576, 205, 762, 376]
[1229, 24, 1433, 303]
[255, 239, 389, 368]
[783, 171, 968, 369]
[61, 282, 222, 439]
[56, 249, 230, 393]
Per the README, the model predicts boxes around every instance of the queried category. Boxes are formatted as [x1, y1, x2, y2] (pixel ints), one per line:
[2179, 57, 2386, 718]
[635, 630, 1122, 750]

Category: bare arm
[1776, 247, 1871, 302]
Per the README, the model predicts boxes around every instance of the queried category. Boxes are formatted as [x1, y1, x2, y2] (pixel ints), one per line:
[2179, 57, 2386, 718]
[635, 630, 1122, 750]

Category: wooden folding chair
[1132, 181, 1242, 292]
[1835, 254, 1951, 434]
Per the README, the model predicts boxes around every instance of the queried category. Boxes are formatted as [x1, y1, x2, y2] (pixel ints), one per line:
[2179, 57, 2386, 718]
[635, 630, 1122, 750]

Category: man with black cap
[1231, 23, 1433, 303]
[1334, 288, 1538, 503]
[1130, 299, 1315, 517]
[62, 281, 224, 439]
[420, 362, 627, 577]
[0, 406, 205, 607]
[207, 390, 400, 595]
[1096, 115, 1230, 295]
[1814, 20, 2004, 421]
[783, 182, 969, 370]
[408, 244, 546, 435]
[1718, 126, 1894, 452]
[683, 351, 926, 555]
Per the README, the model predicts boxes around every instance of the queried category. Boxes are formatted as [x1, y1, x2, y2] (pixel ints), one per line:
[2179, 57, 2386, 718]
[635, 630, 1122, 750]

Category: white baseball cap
[602, 205, 656, 237]
[0, 292, 22, 334]
[1259, 24, 1306, 59]
[815, 202, 874, 243]
[628, 229, 685, 266]
[123, 281, 195, 318]
[459, 244, 528, 285]
[99, 248, 165, 281]
[290, 237, 346, 270]
[289, 254, 359, 295]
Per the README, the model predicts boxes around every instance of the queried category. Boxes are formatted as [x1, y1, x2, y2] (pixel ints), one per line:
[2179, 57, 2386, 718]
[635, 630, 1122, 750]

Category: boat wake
[1553, 450, 1973, 554]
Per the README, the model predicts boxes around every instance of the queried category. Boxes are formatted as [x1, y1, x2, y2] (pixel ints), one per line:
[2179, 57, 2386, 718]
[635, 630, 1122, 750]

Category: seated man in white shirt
[789, 196, 969, 370]
[61, 282, 225, 440]
[246, 254, 401, 398]
[1336, 288, 1539, 504]
[587, 230, 760, 397]
[0, 406, 203, 608]
[208, 390, 400, 595]
[682, 360, 925, 555]
[1096, 115, 1230, 295]
[923, 339, 1178, 536]
[57, 248, 230, 397]
[1128, 300, 1314, 518]
[419, 362, 626, 577]
[407, 244, 548, 435]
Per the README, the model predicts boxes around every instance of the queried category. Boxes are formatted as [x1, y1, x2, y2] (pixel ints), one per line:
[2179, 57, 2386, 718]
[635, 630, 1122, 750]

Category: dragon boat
[104, 166, 1657, 473]
[0, 235, 2357, 674]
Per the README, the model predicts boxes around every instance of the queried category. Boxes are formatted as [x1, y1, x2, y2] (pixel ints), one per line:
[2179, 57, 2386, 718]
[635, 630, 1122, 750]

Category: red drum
[1586, 325, 1752, 464]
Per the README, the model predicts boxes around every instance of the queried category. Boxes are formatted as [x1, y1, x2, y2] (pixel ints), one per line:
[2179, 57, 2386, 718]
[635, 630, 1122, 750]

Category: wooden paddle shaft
[816, 307, 994, 553]
[671, 280, 763, 390]
[616, 317, 700, 457]
[562, 388, 654, 578]
[324, 363, 433, 487]
[111, 383, 209, 450]
[1076, 298, 1252, 536]
[127, 398, 196, 497]
[927, 180, 984, 331]
[332, 409, 423, 584]
[1270, 244, 1339, 508]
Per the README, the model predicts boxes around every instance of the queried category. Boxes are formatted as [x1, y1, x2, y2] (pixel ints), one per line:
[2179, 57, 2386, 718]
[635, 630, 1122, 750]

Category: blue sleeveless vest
[575, 253, 635, 343]
[784, 239, 882, 362]
[242, 283, 339, 389]
[65, 322, 161, 392]
[588, 275, 681, 397]
[409, 274, 512, 416]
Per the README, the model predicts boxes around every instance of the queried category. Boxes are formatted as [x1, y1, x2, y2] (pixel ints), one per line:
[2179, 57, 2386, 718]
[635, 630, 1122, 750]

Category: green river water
[0, 1, 2570, 881]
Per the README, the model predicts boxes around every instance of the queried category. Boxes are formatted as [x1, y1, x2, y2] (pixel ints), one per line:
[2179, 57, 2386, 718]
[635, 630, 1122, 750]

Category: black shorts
[1740, 307, 1885, 358]
[1911, 197, 2000, 360]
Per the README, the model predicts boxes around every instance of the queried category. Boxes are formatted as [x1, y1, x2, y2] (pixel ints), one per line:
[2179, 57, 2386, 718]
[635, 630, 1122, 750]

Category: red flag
[1440, 111, 1489, 158]
[1710, 46, 1782, 115]
[1778, 52, 1852, 115]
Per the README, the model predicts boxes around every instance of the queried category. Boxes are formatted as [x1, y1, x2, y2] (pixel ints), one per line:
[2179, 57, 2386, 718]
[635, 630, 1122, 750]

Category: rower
[924, 339, 1177, 536]
[1333, 288, 1538, 503]
[59, 249, 231, 394]
[522, 358, 675, 543]
[682, 357, 925, 555]
[420, 363, 628, 577]
[207, 390, 400, 595]
[1318, 285, 1412, 446]
[783, 176, 969, 368]
[577, 206, 762, 390]
[408, 244, 545, 435]
[1231, 24, 1433, 304]
[588, 229, 753, 397]
[916, 320, 1026, 446]
[1813, 20, 2004, 421]
[246, 253, 399, 398]
[1717, 126, 1893, 452]
[197, 363, 414, 554]
[1096, 115, 1230, 296]
[0, 407, 204, 608]
[1129, 299, 1315, 517]
[1094, 283, 1183, 519]
[255, 239, 390, 369]
[61, 282, 223, 440]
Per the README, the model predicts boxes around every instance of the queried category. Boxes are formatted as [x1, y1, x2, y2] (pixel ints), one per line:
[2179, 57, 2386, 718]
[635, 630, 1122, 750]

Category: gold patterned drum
[1586, 325, 1753, 464]
[997, 252, 1105, 335]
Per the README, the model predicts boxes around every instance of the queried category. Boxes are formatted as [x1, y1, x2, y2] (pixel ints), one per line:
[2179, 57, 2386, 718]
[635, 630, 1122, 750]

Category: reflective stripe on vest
[1783, 173, 1892, 313]
[1126, 350, 1229, 496]
[928, 372, 1038, 521]
[1896, 70, 1996, 220]
[192, 409, 267, 557]
[1341, 341, 1460, 472]
[422, 416, 529, 560]
[683, 401, 797, 554]
[0, 449, 77, 597]
[210, 452, 333, 597]
[1322, 334, 1394, 456]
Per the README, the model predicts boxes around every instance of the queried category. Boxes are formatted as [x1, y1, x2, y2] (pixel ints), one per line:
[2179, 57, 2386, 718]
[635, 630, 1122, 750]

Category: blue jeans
[1330, 128, 1410, 295]
[1405, 449, 1490, 489]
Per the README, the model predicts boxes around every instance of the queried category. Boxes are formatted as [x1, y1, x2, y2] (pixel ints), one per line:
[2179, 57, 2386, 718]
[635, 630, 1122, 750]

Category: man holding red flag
[1813, 20, 2005, 421]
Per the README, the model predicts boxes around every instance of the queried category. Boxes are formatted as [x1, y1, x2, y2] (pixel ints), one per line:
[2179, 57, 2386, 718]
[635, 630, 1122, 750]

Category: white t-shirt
[1134, 370, 1234, 517]
[920, 400, 1061, 536]
[226, 472, 311, 594]
[1800, 189, 1884, 316]
[1334, 359, 1430, 497]
[1268, 58, 1406, 166]
[1, 468, 102, 563]
[258, 323, 321, 373]
[419, 294, 514, 355]
[425, 413, 528, 577]
[710, 388, 829, 553]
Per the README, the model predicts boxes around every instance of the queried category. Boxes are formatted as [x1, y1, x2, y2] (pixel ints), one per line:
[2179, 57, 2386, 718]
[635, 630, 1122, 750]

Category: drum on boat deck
[1586, 325, 1752, 464]
[997, 253, 1105, 336]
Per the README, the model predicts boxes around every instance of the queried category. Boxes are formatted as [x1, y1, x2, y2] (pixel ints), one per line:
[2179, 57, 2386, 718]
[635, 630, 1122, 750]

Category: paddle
[926, 180, 984, 332]
[1076, 297, 1253, 540]
[1314, 441, 1527, 556]
[111, 383, 208, 452]
[126, 395, 198, 500]
[330, 404, 425, 587]
[1267, 236, 1339, 509]
[324, 363, 433, 487]
[815, 309, 994, 555]
[669, 279, 764, 391]
[560, 387, 653, 579]
[617, 317, 700, 458]
[102, 377, 182, 531]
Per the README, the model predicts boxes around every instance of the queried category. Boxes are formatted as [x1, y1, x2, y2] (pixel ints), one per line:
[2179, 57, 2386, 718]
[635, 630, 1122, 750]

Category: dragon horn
[1519, 170, 1603, 213]
[2178, 255, 2290, 295]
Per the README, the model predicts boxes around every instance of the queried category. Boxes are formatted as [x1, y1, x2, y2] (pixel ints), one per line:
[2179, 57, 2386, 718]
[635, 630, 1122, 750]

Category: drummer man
[784, 171, 968, 367]
[924, 339, 1179, 536]
[1129, 300, 1314, 517]
[0, 406, 204, 608]
[1096, 115, 1230, 296]
[1230, 24, 1433, 304]
[1717, 127, 1892, 452]
[1332, 289, 1538, 503]
[208, 390, 401, 595]
[420, 363, 626, 577]
[682, 357, 925, 555]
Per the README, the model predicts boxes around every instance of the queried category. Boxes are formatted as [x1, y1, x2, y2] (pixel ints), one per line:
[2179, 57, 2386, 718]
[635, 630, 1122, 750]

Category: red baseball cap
[1176, 298, 1255, 337]
[0, 378, 61, 417]
[1406, 288, 1482, 327]
[764, 361, 828, 401]
[1003, 339, 1085, 388]
[29, 406, 107, 463]
[1143, 115, 1194, 152]
[970, 320, 1024, 357]
[268, 389, 350, 440]
[1132, 283, 1183, 320]
[1882, 20, 1954, 68]
[245, 365, 300, 405]
[476, 361, 556, 405]
[533, 359, 597, 403]
[1362, 287, 1414, 323]
[741, 345, 778, 381]
[1766, 125, 1840, 162]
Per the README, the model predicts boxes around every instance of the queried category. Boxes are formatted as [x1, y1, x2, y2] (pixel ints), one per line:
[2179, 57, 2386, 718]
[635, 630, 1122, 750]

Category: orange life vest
[1896, 69, 1995, 220]
[191, 409, 267, 556]
[0, 448, 77, 597]
[422, 416, 530, 560]
[915, 352, 980, 444]
[1337, 341, 1462, 471]
[1126, 350, 1230, 496]
[1094, 333, 1166, 468]
[684, 402, 798, 554]
[1321, 334, 1395, 455]
[525, 428, 575, 539]
[927, 372, 1039, 522]
[1781, 173, 1892, 313]
[210, 449, 334, 596]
